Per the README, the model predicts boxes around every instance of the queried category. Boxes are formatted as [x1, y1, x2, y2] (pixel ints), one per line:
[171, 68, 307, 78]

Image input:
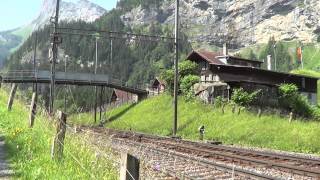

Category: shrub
[160, 60, 199, 94]
[178, 60, 199, 77]
[278, 83, 313, 117]
[231, 88, 261, 107]
[180, 75, 200, 94]
[160, 69, 174, 92]
[214, 96, 225, 108]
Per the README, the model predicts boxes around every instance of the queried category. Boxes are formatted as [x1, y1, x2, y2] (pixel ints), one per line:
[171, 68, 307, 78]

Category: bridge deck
[0, 70, 148, 95]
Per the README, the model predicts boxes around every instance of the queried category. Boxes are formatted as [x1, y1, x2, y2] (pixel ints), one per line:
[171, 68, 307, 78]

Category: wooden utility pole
[49, 0, 60, 115]
[51, 111, 67, 160]
[173, 0, 179, 136]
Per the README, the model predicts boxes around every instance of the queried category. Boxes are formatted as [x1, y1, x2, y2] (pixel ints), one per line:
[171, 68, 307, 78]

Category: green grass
[292, 69, 320, 102]
[238, 42, 320, 71]
[0, 89, 117, 179]
[71, 94, 320, 155]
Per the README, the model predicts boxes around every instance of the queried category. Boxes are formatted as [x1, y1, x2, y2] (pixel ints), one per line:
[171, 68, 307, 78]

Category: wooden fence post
[29, 92, 37, 128]
[7, 83, 17, 111]
[120, 152, 140, 180]
[51, 111, 67, 160]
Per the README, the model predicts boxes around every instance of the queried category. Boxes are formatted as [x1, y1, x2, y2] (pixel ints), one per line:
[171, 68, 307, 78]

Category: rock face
[31, 0, 106, 30]
[121, 0, 320, 48]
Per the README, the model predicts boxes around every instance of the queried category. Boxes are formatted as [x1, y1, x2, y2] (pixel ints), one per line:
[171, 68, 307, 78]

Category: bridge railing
[0, 70, 38, 79]
[1, 70, 148, 92]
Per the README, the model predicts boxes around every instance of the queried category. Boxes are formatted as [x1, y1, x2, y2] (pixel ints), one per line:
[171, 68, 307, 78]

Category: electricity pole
[64, 55, 68, 113]
[33, 32, 38, 93]
[173, 0, 179, 136]
[273, 43, 277, 71]
[49, 0, 60, 115]
[94, 35, 99, 123]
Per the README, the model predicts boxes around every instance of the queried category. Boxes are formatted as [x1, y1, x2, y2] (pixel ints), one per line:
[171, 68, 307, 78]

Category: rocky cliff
[121, 0, 320, 48]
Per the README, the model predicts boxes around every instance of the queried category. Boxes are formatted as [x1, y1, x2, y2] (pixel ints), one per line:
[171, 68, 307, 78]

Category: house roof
[152, 77, 165, 86]
[187, 50, 224, 64]
[213, 64, 319, 80]
[111, 89, 135, 102]
[187, 50, 263, 65]
[225, 55, 264, 64]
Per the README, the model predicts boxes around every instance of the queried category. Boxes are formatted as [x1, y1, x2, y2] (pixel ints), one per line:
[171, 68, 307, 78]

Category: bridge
[0, 70, 148, 96]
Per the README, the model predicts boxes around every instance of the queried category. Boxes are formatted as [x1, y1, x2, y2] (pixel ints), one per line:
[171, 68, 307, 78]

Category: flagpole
[301, 46, 304, 69]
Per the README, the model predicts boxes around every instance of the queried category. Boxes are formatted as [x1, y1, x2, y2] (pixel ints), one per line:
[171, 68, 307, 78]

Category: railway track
[80, 127, 320, 179]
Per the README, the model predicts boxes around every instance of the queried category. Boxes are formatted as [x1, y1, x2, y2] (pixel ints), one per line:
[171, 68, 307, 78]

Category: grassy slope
[239, 42, 320, 70]
[0, 89, 117, 179]
[292, 69, 320, 102]
[71, 94, 320, 154]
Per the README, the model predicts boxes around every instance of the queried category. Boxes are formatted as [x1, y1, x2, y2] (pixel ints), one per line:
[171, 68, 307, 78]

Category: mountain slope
[0, 0, 107, 66]
[121, 0, 320, 48]
[31, 0, 106, 30]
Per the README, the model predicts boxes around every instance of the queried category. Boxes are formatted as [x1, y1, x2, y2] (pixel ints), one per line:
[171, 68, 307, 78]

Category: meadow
[71, 94, 320, 155]
[0, 89, 117, 179]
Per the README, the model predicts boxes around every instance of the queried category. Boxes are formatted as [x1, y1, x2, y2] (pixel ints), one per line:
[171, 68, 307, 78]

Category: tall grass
[72, 94, 320, 154]
[0, 90, 117, 179]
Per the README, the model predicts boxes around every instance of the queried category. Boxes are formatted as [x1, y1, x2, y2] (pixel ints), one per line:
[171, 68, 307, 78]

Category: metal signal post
[173, 0, 179, 136]
[49, 0, 60, 115]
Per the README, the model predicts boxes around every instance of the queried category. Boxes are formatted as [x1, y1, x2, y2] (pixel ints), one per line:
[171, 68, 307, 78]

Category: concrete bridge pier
[7, 84, 17, 111]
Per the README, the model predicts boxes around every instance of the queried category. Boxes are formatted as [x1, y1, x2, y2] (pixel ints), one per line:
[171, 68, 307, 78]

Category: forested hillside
[3, 0, 191, 111]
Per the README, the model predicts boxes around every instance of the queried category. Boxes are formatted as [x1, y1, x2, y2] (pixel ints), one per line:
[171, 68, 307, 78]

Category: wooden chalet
[187, 47, 318, 105]
[110, 89, 138, 104]
[150, 77, 166, 94]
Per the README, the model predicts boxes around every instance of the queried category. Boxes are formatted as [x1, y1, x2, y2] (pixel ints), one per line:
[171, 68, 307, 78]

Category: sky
[0, 0, 118, 31]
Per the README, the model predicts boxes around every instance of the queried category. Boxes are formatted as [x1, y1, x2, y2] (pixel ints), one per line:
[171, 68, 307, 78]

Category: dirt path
[0, 135, 13, 179]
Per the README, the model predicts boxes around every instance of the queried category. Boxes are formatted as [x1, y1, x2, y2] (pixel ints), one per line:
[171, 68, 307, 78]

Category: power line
[56, 27, 175, 41]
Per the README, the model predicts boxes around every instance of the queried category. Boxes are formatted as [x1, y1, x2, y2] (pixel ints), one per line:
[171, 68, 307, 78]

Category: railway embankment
[72, 94, 320, 155]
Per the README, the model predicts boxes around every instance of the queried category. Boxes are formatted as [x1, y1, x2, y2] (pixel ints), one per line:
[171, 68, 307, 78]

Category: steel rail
[140, 138, 320, 178]
[82, 127, 320, 178]
[113, 138, 279, 180]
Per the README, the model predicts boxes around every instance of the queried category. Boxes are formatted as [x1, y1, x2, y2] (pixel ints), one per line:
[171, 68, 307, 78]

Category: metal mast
[32, 32, 38, 92]
[173, 0, 179, 136]
[94, 35, 99, 123]
[49, 0, 60, 115]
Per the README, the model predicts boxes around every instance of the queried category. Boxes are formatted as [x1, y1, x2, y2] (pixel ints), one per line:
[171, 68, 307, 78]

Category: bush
[214, 96, 225, 108]
[160, 60, 199, 94]
[180, 75, 200, 94]
[160, 69, 174, 92]
[231, 88, 261, 107]
[178, 60, 199, 77]
[278, 83, 313, 117]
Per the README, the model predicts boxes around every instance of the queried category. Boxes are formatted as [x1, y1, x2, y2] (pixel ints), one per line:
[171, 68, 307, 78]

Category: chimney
[267, 55, 272, 70]
[223, 43, 228, 56]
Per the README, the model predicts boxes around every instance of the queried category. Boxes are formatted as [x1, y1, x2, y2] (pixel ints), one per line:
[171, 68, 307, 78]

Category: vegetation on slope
[239, 40, 320, 72]
[71, 94, 320, 154]
[0, 89, 117, 179]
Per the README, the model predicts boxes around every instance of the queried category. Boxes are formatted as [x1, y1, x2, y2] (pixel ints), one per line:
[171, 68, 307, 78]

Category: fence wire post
[51, 111, 67, 160]
[7, 83, 17, 111]
[120, 152, 140, 180]
[29, 92, 37, 128]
